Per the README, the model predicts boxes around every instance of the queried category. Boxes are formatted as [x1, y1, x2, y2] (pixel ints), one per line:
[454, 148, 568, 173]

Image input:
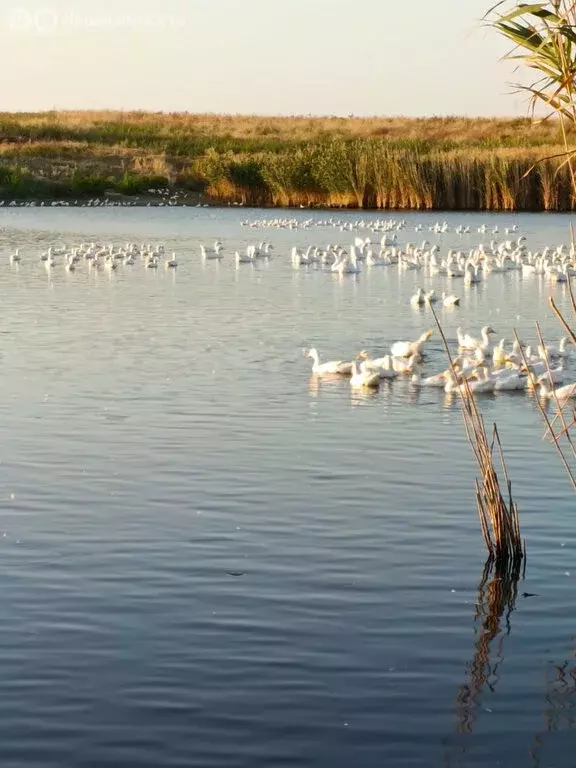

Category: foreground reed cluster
[0, 111, 574, 209]
[431, 306, 524, 563]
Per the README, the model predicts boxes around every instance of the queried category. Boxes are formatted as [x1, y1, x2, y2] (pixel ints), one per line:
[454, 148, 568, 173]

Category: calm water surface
[0, 207, 575, 767]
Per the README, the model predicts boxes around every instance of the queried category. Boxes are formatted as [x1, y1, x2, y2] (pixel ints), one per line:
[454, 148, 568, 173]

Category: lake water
[0, 206, 575, 767]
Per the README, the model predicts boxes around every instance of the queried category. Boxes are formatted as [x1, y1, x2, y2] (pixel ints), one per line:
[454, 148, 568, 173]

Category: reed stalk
[430, 305, 523, 562]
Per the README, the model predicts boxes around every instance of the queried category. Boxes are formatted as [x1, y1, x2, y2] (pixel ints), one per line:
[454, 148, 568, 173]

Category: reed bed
[0, 112, 574, 207]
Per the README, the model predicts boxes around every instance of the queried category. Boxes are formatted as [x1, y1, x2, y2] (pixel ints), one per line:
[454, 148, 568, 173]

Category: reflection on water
[446, 557, 521, 766]
[460, 559, 520, 725]
[531, 652, 576, 767]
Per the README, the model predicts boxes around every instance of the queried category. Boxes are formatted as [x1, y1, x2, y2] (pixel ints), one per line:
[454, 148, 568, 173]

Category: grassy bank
[0, 111, 574, 210]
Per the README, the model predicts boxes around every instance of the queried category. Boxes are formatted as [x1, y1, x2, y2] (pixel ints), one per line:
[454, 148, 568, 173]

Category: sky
[0, 0, 529, 116]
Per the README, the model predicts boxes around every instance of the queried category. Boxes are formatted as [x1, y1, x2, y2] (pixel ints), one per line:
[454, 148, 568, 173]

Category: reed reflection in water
[446, 556, 522, 765]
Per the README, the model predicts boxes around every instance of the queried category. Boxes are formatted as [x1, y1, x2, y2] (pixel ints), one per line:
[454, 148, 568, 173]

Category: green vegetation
[0, 110, 574, 208]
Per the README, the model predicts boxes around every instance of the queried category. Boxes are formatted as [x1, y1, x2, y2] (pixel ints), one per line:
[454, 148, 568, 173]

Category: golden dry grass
[0, 110, 569, 145]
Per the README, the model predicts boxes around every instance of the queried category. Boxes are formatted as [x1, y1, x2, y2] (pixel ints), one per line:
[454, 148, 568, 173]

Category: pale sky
[0, 0, 527, 116]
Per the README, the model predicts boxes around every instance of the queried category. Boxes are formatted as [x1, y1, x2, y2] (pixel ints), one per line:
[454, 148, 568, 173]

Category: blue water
[0, 207, 575, 767]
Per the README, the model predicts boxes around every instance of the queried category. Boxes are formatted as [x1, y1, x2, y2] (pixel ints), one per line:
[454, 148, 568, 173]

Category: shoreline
[0, 194, 572, 214]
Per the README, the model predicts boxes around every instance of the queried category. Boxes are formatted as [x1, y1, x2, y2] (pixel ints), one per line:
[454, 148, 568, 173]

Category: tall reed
[431, 305, 523, 562]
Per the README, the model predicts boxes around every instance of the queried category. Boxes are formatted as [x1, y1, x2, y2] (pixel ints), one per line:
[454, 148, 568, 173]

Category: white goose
[306, 348, 353, 376]
[410, 288, 425, 306]
[539, 380, 576, 400]
[493, 370, 528, 391]
[457, 326, 496, 351]
[358, 352, 397, 378]
[467, 365, 496, 394]
[201, 241, 224, 260]
[540, 337, 572, 359]
[392, 353, 422, 375]
[529, 364, 566, 386]
[350, 361, 380, 389]
[411, 369, 447, 388]
[441, 292, 460, 307]
[464, 263, 482, 285]
[391, 330, 433, 359]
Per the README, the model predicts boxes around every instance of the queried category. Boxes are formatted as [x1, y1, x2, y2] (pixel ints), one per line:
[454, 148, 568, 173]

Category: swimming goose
[503, 339, 526, 368]
[236, 250, 254, 265]
[358, 350, 391, 369]
[464, 263, 482, 285]
[493, 370, 528, 391]
[458, 326, 496, 351]
[350, 361, 380, 389]
[410, 288, 425, 306]
[336, 256, 360, 275]
[492, 339, 507, 368]
[444, 368, 467, 394]
[467, 365, 496, 394]
[441, 292, 460, 307]
[201, 241, 224, 260]
[540, 337, 573, 359]
[539, 380, 576, 400]
[357, 351, 396, 377]
[306, 348, 353, 376]
[391, 330, 433, 359]
[411, 370, 447, 388]
[536, 364, 566, 387]
[392, 353, 422, 374]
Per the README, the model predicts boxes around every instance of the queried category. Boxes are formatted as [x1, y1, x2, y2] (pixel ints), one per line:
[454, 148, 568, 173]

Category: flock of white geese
[306, 328, 575, 400]
[242, 215, 520, 236]
[7, 242, 179, 271]
[287, 232, 576, 282]
[0, 191, 209, 208]
[5, 214, 576, 404]
[289, 216, 576, 401]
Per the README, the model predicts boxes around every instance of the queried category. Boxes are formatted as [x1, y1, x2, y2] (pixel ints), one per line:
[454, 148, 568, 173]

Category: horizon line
[0, 109, 537, 121]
